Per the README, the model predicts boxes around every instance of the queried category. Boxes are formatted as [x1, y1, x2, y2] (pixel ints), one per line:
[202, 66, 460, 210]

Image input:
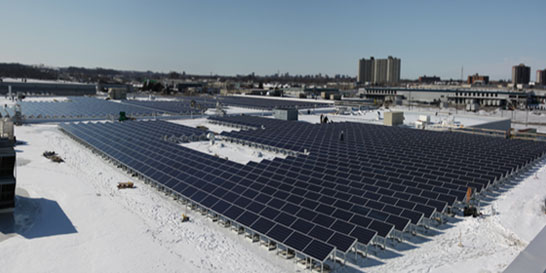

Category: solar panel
[237, 211, 259, 226]
[302, 240, 334, 262]
[284, 232, 312, 251]
[267, 224, 293, 242]
[224, 206, 244, 220]
[291, 219, 315, 234]
[275, 212, 296, 226]
[350, 227, 377, 245]
[251, 217, 275, 234]
[327, 232, 356, 253]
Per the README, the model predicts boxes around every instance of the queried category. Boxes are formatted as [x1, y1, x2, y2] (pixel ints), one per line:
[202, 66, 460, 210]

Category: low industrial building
[467, 74, 489, 85]
[418, 75, 441, 84]
[0, 82, 96, 96]
[360, 87, 530, 108]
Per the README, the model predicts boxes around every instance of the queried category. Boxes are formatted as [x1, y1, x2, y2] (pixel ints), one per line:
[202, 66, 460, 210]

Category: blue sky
[1, 0, 545, 80]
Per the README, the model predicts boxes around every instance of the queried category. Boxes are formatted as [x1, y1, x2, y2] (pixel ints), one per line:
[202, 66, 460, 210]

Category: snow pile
[167, 118, 240, 134]
[181, 141, 284, 165]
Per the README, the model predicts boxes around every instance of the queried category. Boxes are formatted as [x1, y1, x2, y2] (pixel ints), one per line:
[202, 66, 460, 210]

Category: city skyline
[1, 0, 545, 81]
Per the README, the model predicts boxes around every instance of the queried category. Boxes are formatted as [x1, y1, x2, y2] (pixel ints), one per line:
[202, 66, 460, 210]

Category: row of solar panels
[213, 115, 546, 195]
[122, 100, 215, 114]
[17, 97, 168, 118]
[16, 95, 329, 121]
[222, 135, 517, 194]
[226, 130, 530, 177]
[215, 96, 331, 110]
[16, 97, 213, 120]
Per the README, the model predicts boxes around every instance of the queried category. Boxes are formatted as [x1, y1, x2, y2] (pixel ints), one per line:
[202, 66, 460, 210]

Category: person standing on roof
[320, 114, 324, 124]
[339, 130, 344, 141]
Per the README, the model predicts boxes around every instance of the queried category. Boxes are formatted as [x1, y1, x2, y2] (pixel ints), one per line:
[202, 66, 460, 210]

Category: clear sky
[1, 0, 545, 80]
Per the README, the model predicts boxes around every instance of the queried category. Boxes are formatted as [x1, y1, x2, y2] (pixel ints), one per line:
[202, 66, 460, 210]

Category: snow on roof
[1, 109, 546, 273]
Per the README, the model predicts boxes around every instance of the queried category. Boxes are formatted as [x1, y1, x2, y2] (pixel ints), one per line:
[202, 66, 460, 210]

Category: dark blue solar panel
[224, 206, 244, 220]
[327, 232, 356, 253]
[284, 232, 312, 251]
[281, 203, 300, 215]
[401, 210, 423, 225]
[315, 204, 335, 215]
[237, 211, 259, 226]
[368, 210, 389, 221]
[234, 196, 252, 208]
[275, 212, 296, 226]
[350, 227, 376, 245]
[291, 219, 315, 234]
[368, 220, 393, 237]
[201, 195, 219, 207]
[386, 215, 410, 231]
[332, 209, 353, 221]
[267, 198, 285, 209]
[300, 199, 319, 210]
[247, 202, 265, 214]
[312, 214, 335, 227]
[251, 217, 275, 234]
[267, 224, 293, 242]
[296, 208, 317, 221]
[260, 207, 280, 219]
[330, 220, 356, 234]
[211, 200, 230, 214]
[191, 191, 207, 203]
[308, 225, 334, 241]
[303, 240, 334, 262]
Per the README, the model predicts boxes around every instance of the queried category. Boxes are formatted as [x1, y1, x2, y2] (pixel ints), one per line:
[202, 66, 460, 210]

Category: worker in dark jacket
[339, 130, 344, 141]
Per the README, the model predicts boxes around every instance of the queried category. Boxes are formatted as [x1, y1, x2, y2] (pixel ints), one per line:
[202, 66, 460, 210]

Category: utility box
[0, 119, 14, 140]
[384, 111, 404, 126]
[273, 108, 298, 121]
[108, 88, 127, 100]
[321, 91, 338, 100]
[330, 94, 342, 100]
[418, 115, 430, 124]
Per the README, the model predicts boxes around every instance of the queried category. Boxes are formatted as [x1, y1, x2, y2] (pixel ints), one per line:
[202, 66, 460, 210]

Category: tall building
[357, 57, 374, 83]
[512, 64, 530, 85]
[357, 56, 401, 84]
[386, 56, 401, 84]
[373, 58, 388, 84]
[537, 69, 546, 86]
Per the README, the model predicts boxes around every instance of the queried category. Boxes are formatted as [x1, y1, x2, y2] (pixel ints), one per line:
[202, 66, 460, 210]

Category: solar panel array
[122, 99, 216, 114]
[216, 96, 331, 110]
[59, 117, 546, 264]
[18, 97, 168, 120]
[214, 116, 546, 195]
[15, 95, 328, 122]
